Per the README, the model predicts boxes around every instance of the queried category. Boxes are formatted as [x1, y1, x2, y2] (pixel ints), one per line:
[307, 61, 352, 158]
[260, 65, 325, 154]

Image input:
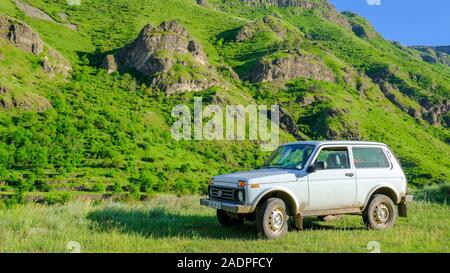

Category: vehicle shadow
[87, 207, 259, 240]
[300, 217, 366, 231]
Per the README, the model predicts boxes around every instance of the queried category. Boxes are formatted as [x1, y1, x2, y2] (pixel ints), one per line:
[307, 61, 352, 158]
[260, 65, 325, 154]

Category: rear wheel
[256, 198, 288, 239]
[216, 210, 244, 227]
[363, 194, 397, 230]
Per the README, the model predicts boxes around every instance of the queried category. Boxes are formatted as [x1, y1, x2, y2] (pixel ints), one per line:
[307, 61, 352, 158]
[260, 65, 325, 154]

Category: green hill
[0, 0, 448, 197]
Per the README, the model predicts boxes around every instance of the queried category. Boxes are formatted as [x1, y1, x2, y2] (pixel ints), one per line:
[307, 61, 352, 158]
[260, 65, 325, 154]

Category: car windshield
[263, 144, 315, 170]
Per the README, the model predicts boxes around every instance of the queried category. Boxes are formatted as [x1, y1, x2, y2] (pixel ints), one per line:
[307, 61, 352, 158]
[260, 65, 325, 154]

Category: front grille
[210, 186, 235, 202]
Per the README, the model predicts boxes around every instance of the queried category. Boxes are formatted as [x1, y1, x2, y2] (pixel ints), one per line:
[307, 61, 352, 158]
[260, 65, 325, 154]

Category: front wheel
[216, 210, 244, 227]
[256, 198, 288, 239]
[363, 194, 397, 230]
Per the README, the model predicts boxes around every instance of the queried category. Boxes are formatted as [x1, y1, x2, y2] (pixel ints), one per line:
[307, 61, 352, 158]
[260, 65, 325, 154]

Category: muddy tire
[216, 210, 244, 227]
[363, 194, 397, 230]
[256, 198, 288, 239]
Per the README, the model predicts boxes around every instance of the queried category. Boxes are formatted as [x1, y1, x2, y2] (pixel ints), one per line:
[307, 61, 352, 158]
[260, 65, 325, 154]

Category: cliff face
[411, 46, 450, 66]
[250, 51, 336, 83]
[0, 15, 44, 55]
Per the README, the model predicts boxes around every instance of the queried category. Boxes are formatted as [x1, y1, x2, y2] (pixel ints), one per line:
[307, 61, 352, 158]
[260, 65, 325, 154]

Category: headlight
[237, 190, 244, 202]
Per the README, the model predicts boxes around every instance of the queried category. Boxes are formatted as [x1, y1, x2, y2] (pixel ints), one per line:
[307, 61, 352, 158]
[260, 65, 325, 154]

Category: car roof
[281, 140, 388, 147]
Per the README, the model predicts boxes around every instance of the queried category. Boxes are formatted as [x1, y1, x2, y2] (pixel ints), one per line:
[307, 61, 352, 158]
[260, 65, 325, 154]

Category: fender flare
[362, 184, 401, 210]
[250, 187, 300, 216]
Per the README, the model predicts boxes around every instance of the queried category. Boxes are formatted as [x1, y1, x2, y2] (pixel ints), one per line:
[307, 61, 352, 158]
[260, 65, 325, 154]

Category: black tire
[216, 210, 244, 227]
[363, 194, 397, 230]
[256, 198, 288, 239]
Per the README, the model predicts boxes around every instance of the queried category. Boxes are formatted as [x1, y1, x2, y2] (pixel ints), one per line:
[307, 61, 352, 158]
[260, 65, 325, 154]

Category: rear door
[352, 146, 396, 206]
[307, 146, 357, 210]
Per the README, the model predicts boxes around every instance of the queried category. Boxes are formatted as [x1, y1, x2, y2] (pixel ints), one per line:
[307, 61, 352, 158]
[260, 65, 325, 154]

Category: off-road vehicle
[201, 141, 413, 239]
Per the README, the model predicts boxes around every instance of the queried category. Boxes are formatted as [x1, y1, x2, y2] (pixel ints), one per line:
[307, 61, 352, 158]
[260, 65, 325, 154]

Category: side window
[315, 147, 350, 170]
[352, 147, 390, 168]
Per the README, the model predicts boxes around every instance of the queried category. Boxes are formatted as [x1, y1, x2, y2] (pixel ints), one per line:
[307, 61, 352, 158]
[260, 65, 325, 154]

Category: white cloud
[367, 0, 382, 6]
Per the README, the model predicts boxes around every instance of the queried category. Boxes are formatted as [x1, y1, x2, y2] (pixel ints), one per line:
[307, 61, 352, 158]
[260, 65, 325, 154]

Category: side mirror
[306, 165, 316, 173]
[307, 161, 325, 173]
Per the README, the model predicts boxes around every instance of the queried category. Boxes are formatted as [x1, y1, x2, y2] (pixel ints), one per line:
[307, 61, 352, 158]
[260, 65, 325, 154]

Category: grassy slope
[0, 0, 448, 196]
[0, 195, 448, 252]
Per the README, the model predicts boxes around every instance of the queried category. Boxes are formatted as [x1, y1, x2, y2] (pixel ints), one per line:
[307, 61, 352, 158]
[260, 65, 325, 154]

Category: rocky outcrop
[235, 15, 301, 43]
[101, 54, 118, 74]
[15, 0, 55, 22]
[376, 80, 422, 120]
[411, 46, 450, 66]
[196, 0, 209, 7]
[0, 15, 71, 76]
[279, 107, 302, 139]
[250, 51, 336, 83]
[242, 0, 351, 29]
[15, 1, 78, 31]
[0, 15, 44, 55]
[343, 12, 378, 40]
[0, 86, 52, 112]
[367, 64, 449, 126]
[433, 46, 450, 55]
[42, 48, 72, 77]
[58, 13, 78, 31]
[421, 100, 449, 127]
[112, 20, 220, 94]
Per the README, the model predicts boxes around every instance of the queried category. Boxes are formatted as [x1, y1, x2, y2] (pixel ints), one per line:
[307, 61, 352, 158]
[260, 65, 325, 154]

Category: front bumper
[398, 195, 413, 217]
[200, 198, 252, 213]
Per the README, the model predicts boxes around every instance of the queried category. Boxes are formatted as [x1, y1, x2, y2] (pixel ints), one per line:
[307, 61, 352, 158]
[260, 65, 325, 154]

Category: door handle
[345, 173, 354, 177]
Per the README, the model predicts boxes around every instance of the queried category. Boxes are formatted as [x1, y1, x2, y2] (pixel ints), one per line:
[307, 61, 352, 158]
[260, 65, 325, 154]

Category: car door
[352, 146, 397, 206]
[306, 146, 357, 210]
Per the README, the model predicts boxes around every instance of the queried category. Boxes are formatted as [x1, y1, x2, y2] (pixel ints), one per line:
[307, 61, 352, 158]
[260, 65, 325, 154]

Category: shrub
[91, 182, 106, 192]
[34, 180, 52, 192]
[111, 181, 123, 193]
[43, 193, 70, 205]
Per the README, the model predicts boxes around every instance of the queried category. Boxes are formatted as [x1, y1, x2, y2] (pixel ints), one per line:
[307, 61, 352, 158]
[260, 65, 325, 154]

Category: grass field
[0, 194, 448, 253]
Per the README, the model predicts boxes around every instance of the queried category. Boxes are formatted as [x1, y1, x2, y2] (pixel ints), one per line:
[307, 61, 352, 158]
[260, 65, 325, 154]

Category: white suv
[201, 141, 413, 239]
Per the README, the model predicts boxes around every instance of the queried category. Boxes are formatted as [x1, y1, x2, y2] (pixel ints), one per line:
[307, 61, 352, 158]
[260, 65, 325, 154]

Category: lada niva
[201, 141, 413, 239]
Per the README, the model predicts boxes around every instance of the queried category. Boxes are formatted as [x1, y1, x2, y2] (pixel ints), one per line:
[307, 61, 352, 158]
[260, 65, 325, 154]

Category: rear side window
[315, 147, 350, 169]
[352, 147, 390, 169]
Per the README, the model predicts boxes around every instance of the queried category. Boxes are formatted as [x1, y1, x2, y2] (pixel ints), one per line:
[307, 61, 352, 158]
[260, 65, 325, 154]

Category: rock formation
[235, 15, 301, 43]
[250, 51, 336, 83]
[42, 48, 72, 77]
[0, 85, 52, 112]
[421, 100, 449, 127]
[0, 15, 44, 55]
[15, 0, 55, 22]
[242, 0, 351, 29]
[111, 20, 220, 94]
[101, 54, 118, 74]
[196, 0, 209, 7]
[411, 46, 450, 66]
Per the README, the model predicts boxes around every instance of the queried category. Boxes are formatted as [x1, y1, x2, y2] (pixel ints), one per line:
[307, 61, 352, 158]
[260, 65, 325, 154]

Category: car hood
[214, 168, 301, 184]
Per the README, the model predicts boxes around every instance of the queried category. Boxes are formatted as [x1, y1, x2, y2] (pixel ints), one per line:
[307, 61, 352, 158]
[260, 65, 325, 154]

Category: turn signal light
[238, 181, 247, 187]
[251, 184, 260, 189]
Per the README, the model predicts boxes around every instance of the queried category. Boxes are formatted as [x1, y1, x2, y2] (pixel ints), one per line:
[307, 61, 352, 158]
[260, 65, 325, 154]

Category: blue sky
[329, 0, 450, 46]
